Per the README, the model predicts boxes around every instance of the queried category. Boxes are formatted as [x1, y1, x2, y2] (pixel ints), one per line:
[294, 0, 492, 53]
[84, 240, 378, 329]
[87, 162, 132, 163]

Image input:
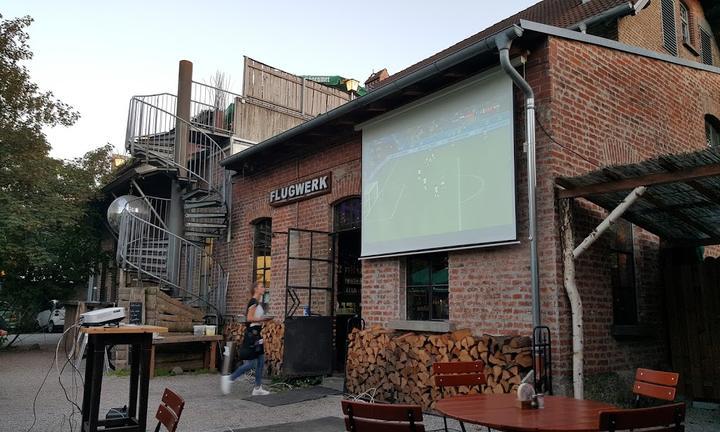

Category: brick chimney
[364, 68, 389, 92]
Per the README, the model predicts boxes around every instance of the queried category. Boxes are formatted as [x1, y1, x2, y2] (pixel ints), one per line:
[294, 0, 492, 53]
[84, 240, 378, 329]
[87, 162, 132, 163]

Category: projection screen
[361, 70, 516, 258]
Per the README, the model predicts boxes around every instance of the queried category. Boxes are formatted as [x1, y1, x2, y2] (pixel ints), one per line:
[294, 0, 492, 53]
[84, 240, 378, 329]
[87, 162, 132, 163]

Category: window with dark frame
[253, 219, 272, 291]
[609, 220, 638, 326]
[406, 253, 449, 321]
[706, 115, 720, 147]
[680, 2, 691, 45]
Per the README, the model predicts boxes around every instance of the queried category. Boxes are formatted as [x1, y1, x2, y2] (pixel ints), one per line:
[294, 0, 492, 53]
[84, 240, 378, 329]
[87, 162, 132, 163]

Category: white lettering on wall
[269, 173, 332, 206]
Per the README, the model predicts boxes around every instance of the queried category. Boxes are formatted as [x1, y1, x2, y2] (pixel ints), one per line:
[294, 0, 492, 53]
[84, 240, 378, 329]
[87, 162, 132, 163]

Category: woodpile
[261, 321, 284, 374]
[224, 320, 284, 375]
[345, 327, 533, 410]
[145, 287, 204, 332]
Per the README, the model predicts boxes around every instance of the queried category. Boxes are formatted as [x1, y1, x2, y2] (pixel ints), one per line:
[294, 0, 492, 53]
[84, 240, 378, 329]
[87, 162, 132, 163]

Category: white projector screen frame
[360, 70, 517, 258]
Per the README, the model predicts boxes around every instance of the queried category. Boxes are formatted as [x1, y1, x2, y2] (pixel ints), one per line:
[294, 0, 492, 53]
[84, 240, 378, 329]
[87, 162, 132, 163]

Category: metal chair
[342, 399, 425, 432]
[154, 388, 185, 432]
[598, 402, 685, 431]
[633, 368, 679, 406]
[432, 361, 486, 432]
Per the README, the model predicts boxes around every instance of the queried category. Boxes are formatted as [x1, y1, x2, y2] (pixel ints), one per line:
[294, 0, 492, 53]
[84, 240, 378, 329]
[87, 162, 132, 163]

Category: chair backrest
[598, 402, 685, 432]
[342, 400, 425, 432]
[432, 361, 486, 393]
[633, 368, 679, 403]
[154, 388, 185, 432]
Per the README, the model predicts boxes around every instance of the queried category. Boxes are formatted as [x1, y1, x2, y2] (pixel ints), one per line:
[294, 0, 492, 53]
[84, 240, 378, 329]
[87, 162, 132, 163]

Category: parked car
[36, 300, 65, 333]
[0, 301, 19, 333]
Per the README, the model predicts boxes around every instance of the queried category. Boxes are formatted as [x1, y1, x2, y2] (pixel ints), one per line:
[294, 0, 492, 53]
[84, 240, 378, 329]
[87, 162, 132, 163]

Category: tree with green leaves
[0, 13, 113, 337]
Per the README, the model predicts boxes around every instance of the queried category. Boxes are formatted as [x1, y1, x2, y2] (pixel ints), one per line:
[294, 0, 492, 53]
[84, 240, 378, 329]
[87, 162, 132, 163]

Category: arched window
[333, 197, 361, 232]
[253, 218, 272, 289]
[706, 115, 720, 147]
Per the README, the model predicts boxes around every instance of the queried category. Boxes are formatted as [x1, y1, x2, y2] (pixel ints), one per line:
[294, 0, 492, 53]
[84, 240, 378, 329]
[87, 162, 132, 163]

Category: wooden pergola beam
[641, 193, 720, 239]
[557, 163, 720, 198]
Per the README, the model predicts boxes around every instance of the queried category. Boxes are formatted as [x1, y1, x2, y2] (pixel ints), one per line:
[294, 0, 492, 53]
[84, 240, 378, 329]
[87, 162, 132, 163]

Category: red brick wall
[218, 136, 362, 317]
[545, 35, 720, 385]
[618, 0, 720, 66]
[359, 34, 720, 390]
[219, 31, 720, 395]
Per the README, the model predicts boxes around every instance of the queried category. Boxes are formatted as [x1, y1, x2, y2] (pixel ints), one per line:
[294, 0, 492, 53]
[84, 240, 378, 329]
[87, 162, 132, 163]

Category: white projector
[80, 307, 125, 327]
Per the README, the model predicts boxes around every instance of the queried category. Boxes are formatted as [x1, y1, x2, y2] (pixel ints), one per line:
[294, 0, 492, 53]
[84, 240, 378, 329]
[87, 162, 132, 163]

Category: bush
[585, 372, 635, 407]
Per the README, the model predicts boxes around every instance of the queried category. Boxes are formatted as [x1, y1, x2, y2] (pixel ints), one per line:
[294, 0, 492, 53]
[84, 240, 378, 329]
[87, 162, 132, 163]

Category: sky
[3, 0, 539, 160]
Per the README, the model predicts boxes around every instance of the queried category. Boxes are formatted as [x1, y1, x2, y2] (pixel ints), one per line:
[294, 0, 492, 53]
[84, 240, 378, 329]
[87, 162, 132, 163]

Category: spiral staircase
[115, 81, 238, 324]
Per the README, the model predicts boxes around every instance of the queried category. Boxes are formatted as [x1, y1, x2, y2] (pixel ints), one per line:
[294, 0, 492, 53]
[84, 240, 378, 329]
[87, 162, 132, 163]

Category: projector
[80, 307, 125, 327]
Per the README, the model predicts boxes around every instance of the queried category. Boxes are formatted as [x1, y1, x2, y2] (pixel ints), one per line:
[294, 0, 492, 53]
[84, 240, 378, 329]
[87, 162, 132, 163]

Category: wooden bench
[150, 333, 224, 378]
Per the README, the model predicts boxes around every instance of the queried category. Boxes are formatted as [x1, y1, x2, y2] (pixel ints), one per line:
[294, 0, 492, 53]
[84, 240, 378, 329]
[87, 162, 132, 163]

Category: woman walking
[221, 282, 272, 396]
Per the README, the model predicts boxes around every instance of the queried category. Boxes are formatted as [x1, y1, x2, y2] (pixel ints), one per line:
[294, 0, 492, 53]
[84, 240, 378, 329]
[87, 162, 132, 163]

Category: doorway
[333, 197, 362, 370]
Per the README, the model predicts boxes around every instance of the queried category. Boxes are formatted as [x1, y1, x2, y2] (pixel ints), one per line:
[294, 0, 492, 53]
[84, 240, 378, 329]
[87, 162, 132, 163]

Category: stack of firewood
[261, 321, 284, 374]
[345, 327, 533, 410]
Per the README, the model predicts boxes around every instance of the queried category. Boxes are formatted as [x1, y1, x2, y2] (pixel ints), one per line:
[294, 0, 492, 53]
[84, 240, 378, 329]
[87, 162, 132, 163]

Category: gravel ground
[1, 334, 717, 432]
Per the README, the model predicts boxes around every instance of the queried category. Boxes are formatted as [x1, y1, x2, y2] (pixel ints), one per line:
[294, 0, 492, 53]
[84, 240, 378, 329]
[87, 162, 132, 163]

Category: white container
[193, 325, 206, 336]
[205, 325, 216, 336]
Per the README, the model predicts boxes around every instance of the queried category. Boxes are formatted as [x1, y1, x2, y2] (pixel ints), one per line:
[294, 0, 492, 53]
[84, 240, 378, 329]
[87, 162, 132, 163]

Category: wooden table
[80, 325, 167, 432]
[436, 394, 615, 432]
[150, 333, 224, 377]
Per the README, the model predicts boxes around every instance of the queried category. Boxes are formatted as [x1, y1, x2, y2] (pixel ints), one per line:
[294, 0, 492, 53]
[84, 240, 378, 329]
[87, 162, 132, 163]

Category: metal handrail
[127, 95, 227, 196]
[190, 81, 239, 135]
[117, 196, 227, 319]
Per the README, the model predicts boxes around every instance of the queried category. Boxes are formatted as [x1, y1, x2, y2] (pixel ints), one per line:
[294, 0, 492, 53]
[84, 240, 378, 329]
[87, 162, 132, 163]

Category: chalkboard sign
[129, 302, 143, 325]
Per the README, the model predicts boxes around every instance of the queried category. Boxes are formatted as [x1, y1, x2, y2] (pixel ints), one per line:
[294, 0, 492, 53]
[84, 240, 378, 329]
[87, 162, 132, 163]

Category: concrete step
[184, 200, 221, 210]
[185, 231, 221, 239]
[185, 222, 227, 229]
[184, 212, 226, 219]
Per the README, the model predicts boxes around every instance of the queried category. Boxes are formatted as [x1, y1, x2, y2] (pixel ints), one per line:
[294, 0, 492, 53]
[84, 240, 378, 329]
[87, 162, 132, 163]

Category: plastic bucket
[193, 325, 206, 336]
[205, 325, 216, 336]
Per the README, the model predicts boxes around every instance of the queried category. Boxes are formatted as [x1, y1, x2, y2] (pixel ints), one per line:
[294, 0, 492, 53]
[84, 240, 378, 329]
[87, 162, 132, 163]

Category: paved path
[1, 334, 717, 432]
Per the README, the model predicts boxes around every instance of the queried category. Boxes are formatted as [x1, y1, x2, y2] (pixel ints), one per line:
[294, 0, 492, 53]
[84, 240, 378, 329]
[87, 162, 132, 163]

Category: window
[406, 253, 449, 321]
[253, 219, 272, 290]
[706, 115, 720, 147]
[609, 220, 637, 325]
[701, 28, 713, 65]
[662, 0, 678, 56]
[680, 3, 691, 45]
[333, 197, 361, 232]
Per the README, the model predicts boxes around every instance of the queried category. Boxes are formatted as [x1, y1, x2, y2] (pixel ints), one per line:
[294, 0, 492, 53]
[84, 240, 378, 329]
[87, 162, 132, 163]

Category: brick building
[220, 0, 720, 396]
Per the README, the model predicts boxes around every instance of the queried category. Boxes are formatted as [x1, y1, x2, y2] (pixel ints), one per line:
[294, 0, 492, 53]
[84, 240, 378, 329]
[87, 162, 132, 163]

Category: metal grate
[662, 0, 678, 56]
[701, 28, 713, 66]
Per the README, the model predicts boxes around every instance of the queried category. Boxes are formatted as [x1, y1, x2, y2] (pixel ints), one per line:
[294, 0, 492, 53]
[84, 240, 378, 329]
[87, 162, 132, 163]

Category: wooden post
[561, 185, 645, 399]
[560, 199, 584, 400]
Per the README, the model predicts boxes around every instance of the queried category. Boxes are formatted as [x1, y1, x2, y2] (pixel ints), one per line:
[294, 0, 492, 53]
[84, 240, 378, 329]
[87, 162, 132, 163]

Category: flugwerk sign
[269, 172, 332, 207]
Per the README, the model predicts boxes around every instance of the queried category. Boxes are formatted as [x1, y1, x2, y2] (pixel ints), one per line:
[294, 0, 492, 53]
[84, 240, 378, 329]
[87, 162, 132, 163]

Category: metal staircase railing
[117, 196, 228, 322]
[126, 93, 228, 195]
[118, 82, 239, 323]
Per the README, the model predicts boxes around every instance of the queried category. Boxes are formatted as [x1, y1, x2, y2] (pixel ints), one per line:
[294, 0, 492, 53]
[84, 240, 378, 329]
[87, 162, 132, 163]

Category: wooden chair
[342, 399, 425, 432]
[633, 368, 679, 406]
[154, 388, 185, 432]
[432, 361, 486, 432]
[598, 402, 686, 431]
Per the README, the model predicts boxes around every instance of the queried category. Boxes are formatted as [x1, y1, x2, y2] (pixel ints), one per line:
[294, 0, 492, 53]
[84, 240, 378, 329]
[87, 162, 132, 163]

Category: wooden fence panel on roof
[242, 56, 350, 118]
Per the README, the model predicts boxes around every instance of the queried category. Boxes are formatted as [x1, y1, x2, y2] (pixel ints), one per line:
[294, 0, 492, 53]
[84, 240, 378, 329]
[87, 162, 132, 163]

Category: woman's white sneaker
[252, 386, 270, 396]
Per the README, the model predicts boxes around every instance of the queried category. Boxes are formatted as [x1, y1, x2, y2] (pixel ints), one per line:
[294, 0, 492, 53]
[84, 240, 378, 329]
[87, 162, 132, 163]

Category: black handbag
[238, 325, 263, 360]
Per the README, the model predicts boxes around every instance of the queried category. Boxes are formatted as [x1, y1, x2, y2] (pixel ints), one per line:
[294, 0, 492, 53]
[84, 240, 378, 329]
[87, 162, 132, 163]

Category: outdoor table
[435, 393, 615, 432]
[80, 325, 168, 432]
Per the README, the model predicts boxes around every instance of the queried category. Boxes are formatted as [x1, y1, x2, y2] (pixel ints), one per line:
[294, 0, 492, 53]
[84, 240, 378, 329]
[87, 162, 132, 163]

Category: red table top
[435, 393, 615, 432]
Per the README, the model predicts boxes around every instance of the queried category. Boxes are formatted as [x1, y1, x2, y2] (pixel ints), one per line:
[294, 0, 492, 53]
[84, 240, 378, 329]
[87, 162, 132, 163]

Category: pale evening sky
[3, 0, 539, 160]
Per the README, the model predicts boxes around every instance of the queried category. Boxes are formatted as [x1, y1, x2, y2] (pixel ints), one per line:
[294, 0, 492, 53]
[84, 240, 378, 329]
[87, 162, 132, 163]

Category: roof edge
[520, 19, 720, 74]
[220, 26, 523, 170]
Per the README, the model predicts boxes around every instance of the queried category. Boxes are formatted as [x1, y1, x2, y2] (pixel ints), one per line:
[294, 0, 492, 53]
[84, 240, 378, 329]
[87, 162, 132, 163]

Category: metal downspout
[494, 27, 541, 329]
